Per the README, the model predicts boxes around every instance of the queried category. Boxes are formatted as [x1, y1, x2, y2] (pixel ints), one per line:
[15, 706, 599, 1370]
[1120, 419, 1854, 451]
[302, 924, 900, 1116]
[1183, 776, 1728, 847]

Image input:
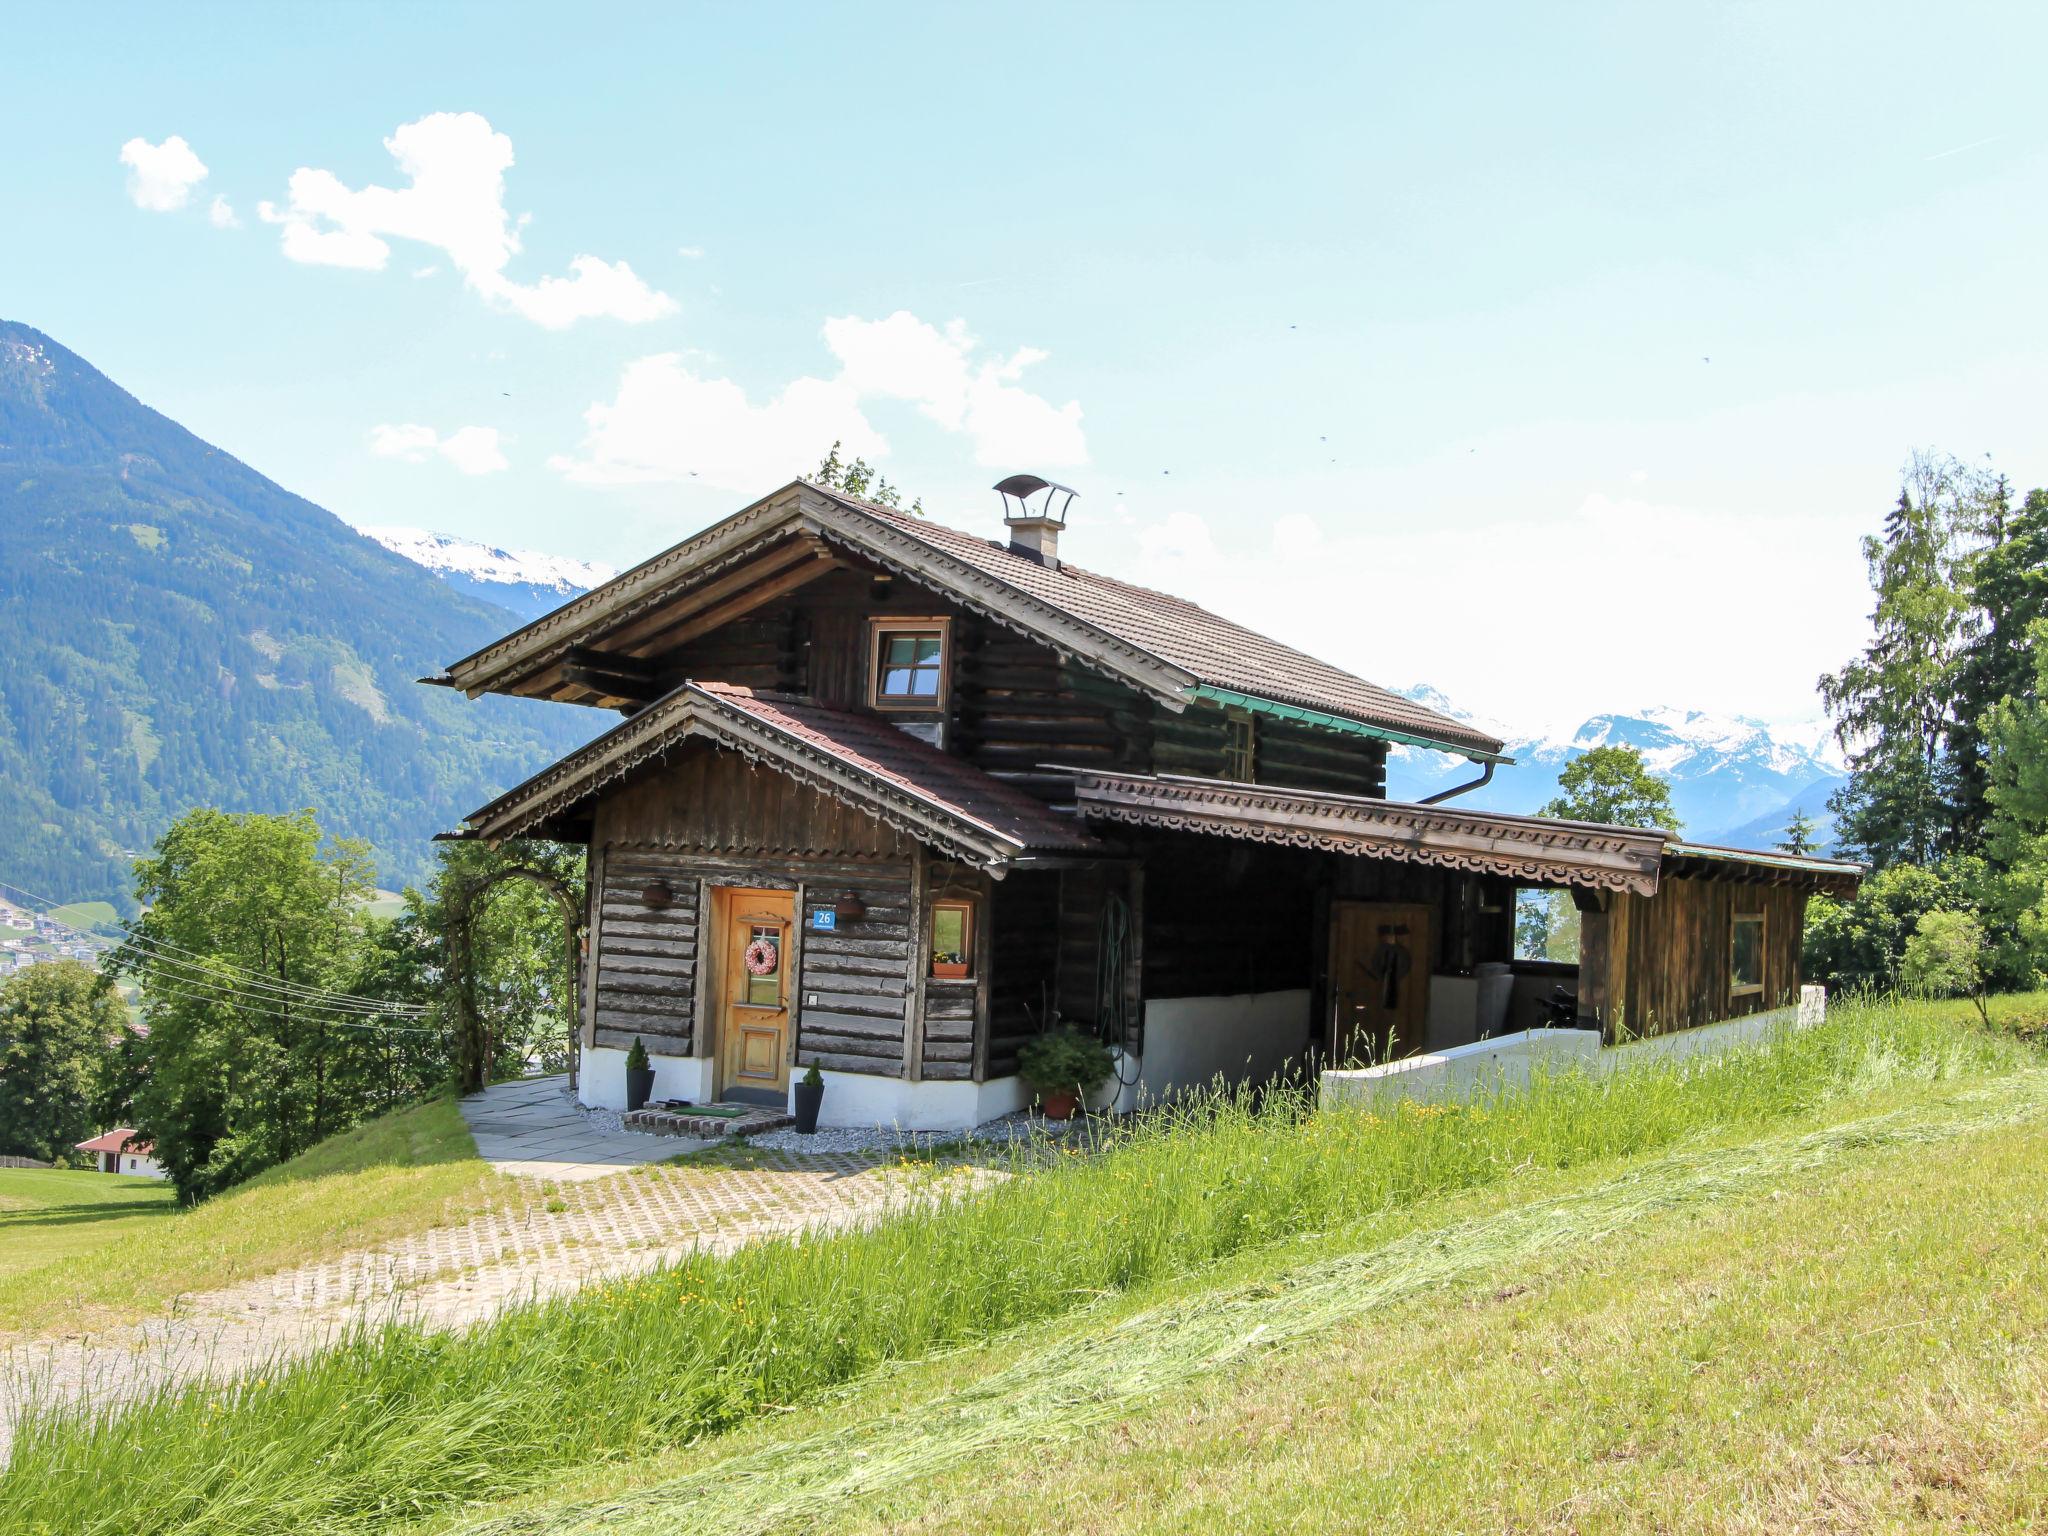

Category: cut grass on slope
[0, 1170, 176, 1282]
[0, 1093, 501, 1337]
[435, 1067, 2048, 1536]
[1, 999, 2033, 1536]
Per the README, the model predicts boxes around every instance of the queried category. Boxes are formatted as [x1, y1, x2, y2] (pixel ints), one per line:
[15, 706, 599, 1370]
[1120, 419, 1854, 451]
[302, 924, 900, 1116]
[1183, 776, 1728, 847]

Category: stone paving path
[0, 1140, 965, 1461]
[461, 1074, 708, 1179]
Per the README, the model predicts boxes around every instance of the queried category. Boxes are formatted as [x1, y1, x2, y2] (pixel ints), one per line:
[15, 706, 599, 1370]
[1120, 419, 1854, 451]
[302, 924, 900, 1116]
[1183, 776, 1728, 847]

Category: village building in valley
[434, 477, 1862, 1130]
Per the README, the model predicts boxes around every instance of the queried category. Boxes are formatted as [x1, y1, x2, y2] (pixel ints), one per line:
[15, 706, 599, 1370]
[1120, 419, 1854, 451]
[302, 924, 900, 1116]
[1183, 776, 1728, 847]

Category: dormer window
[870, 617, 951, 712]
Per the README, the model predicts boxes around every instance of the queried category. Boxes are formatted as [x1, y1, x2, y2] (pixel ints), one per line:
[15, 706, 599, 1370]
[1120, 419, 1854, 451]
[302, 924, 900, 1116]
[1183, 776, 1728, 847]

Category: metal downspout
[1418, 760, 1495, 805]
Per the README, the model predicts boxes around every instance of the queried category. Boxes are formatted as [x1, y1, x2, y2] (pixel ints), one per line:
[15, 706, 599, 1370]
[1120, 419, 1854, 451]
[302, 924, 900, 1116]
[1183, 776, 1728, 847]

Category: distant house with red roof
[75, 1128, 166, 1179]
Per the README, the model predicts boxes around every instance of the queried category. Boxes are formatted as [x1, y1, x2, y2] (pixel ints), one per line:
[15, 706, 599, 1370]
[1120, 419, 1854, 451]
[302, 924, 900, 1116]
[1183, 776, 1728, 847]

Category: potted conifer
[1017, 1028, 1115, 1121]
[624, 1035, 656, 1112]
[793, 1062, 826, 1134]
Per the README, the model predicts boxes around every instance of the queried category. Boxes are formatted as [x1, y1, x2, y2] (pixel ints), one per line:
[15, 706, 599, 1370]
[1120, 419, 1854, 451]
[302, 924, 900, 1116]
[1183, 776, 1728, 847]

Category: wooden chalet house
[437, 477, 1862, 1129]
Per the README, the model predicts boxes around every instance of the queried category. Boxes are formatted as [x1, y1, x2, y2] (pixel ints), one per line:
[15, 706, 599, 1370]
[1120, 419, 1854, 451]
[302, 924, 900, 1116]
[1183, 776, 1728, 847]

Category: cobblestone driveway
[0, 1145, 961, 1460]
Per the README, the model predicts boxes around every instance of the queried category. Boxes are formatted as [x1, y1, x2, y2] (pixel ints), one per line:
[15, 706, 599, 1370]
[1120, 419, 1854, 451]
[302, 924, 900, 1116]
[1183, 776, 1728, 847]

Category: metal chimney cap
[994, 474, 1078, 525]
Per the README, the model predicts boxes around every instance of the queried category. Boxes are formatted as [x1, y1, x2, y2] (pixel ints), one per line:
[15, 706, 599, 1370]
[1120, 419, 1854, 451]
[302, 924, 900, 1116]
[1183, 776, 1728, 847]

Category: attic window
[1222, 709, 1257, 781]
[870, 617, 950, 711]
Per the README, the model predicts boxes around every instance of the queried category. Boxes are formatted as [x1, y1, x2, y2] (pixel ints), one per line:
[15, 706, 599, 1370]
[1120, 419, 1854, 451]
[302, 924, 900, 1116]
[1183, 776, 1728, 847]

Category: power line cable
[0, 875, 431, 1017]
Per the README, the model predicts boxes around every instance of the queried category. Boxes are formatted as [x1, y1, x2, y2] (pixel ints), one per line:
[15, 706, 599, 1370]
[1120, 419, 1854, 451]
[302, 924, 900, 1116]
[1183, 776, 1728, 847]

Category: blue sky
[6, 2, 2045, 732]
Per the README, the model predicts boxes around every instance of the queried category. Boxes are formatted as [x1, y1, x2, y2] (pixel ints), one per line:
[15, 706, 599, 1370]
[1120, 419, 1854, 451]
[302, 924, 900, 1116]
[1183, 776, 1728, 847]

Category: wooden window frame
[867, 616, 952, 713]
[1730, 911, 1766, 998]
[930, 898, 975, 979]
[1222, 707, 1257, 782]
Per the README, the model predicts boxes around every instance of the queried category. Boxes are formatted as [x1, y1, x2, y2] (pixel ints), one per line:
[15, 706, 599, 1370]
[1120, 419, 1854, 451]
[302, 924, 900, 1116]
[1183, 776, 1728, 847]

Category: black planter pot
[793, 1077, 825, 1134]
[625, 1066, 656, 1113]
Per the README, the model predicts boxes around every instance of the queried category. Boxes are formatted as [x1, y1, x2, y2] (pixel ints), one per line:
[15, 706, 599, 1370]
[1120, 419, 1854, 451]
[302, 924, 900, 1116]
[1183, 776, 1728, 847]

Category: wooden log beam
[632, 552, 840, 659]
[597, 538, 829, 656]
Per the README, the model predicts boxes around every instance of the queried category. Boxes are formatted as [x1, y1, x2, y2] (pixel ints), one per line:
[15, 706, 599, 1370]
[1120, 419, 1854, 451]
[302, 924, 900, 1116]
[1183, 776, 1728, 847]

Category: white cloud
[259, 112, 676, 329]
[677, 245, 705, 258]
[369, 422, 508, 475]
[824, 311, 1087, 467]
[553, 310, 1086, 493]
[120, 135, 208, 211]
[549, 354, 881, 492]
[208, 194, 240, 229]
[1120, 492, 1870, 728]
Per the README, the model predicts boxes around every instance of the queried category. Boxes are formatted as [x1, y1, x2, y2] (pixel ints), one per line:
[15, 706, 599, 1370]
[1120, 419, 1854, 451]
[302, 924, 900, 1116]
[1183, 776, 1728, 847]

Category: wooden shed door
[1330, 901, 1432, 1066]
[716, 889, 795, 1105]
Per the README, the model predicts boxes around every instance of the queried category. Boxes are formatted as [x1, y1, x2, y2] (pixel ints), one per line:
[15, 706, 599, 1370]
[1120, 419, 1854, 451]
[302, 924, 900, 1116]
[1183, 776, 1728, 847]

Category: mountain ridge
[0, 320, 597, 907]
[1388, 686, 1847, 850]
[358, 526, 616, 623]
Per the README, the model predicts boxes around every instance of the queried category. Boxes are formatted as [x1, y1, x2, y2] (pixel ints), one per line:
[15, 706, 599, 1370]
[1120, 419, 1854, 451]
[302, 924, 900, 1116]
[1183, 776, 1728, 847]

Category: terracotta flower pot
[1039, 1088, 1079, 1121]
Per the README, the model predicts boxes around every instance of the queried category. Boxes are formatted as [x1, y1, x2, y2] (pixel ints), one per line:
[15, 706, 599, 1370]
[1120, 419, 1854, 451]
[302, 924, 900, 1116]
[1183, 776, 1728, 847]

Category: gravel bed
[746, 1107, 1089, 1156]
[557, 1082, 628, 1138]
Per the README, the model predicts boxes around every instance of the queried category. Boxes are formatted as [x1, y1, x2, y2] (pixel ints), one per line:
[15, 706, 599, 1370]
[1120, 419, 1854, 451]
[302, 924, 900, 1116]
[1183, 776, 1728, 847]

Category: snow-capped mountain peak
[1390, 685, 1848, 851]
[362, 526, 615, 594]
[361, 526, 616, 621]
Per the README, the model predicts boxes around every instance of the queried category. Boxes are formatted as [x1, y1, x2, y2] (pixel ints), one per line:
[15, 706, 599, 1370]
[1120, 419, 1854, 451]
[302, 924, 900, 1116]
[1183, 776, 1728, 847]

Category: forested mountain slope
[0, 321, 596, 908]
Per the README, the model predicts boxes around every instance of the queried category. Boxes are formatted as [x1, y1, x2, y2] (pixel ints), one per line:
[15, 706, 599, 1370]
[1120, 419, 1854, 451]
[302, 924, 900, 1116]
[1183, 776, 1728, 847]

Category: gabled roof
[461, 681, 1100, 870]
[436, 481, 1506, 761]
[75, 1128, 148, 1156]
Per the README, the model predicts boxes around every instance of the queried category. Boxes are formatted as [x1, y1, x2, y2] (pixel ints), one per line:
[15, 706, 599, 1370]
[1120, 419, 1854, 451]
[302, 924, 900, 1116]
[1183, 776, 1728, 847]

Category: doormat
[662, 1102, 750, 1118]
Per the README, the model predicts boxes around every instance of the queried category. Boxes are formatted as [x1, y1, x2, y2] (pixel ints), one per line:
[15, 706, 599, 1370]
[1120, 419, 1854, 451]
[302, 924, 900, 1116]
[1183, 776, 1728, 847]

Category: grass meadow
[1, 996, 2038, 1536]
[0, 1168, 176, 1282]
[0, 1092, 500, 1336]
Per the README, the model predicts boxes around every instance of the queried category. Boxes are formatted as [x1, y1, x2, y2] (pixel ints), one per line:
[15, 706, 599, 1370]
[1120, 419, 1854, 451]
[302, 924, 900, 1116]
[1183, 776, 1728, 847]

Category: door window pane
[745, 923, 782, 1006]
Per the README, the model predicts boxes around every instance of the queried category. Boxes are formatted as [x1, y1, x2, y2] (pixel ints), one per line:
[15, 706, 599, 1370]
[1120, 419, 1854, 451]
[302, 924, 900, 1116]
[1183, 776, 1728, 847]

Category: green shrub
[624, 1036, 649, 1073]
[1016, 1027, 1114, 1097]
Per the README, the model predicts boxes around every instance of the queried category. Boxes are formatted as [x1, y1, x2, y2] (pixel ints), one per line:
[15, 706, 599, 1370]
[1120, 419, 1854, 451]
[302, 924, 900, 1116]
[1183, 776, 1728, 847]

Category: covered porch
[1058, 770, 1860, 1103]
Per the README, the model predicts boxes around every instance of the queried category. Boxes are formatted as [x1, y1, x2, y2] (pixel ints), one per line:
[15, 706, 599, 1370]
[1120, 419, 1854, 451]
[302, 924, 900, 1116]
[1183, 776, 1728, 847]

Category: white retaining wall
[1321, 985, 1828, 1109]
[578, 1043, 1032, 1130]
[1131, 989, 1313, 1102]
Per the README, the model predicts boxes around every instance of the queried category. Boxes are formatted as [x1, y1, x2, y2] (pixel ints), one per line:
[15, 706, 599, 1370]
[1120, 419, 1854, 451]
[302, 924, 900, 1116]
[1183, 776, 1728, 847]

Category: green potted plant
[1017, 1027, 1114, 1121]
[624, 1035, 656, 1112]
[793, 1061, 826, 1134]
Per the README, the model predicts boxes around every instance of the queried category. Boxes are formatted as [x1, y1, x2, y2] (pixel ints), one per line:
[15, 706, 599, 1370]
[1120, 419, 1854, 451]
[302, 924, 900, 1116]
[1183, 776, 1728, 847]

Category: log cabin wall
[1052, 863, 1144, 1055]
[793, 864, 915, 1077]
[585, 742, 918, 1075]
[919, 862, 988, 1083]
[1582, 875, 1807, 1040]
[985, 869, 1063, 1078]
[1256, 719, 1388, 796]
[588, 849, 700, 1055]
[1132, 830, 1317, 1002]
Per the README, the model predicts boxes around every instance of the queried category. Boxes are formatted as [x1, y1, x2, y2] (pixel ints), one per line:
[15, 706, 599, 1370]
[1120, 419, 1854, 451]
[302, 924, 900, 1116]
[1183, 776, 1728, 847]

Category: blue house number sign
[810, 907, 838, 932]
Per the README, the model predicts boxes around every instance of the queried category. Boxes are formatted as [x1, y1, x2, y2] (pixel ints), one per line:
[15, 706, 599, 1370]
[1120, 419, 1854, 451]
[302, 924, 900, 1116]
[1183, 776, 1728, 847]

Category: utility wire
[0, 875, 431, 1017]
[130, 978, 443, 1036]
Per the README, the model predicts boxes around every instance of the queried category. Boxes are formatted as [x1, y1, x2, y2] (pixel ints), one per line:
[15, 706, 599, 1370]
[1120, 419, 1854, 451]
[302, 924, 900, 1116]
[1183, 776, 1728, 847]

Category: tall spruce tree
[1951, 482, 2048, 846]
[1820, 454, 1981, 868]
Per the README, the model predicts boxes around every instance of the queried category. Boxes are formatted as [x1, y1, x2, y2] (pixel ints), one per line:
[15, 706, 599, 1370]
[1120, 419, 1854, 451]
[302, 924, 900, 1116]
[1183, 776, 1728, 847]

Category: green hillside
[0, 321, 595, 907]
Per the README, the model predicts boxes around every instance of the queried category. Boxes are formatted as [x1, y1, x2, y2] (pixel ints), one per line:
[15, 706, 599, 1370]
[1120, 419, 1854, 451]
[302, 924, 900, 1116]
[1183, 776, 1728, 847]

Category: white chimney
[995, 474, 1077, 571]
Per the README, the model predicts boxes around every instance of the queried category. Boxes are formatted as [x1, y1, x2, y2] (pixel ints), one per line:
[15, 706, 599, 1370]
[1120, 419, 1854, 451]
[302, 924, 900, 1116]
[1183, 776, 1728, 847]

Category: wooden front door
[1330, 901, 1433, 1066]
[716, 888, 795, 1105]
